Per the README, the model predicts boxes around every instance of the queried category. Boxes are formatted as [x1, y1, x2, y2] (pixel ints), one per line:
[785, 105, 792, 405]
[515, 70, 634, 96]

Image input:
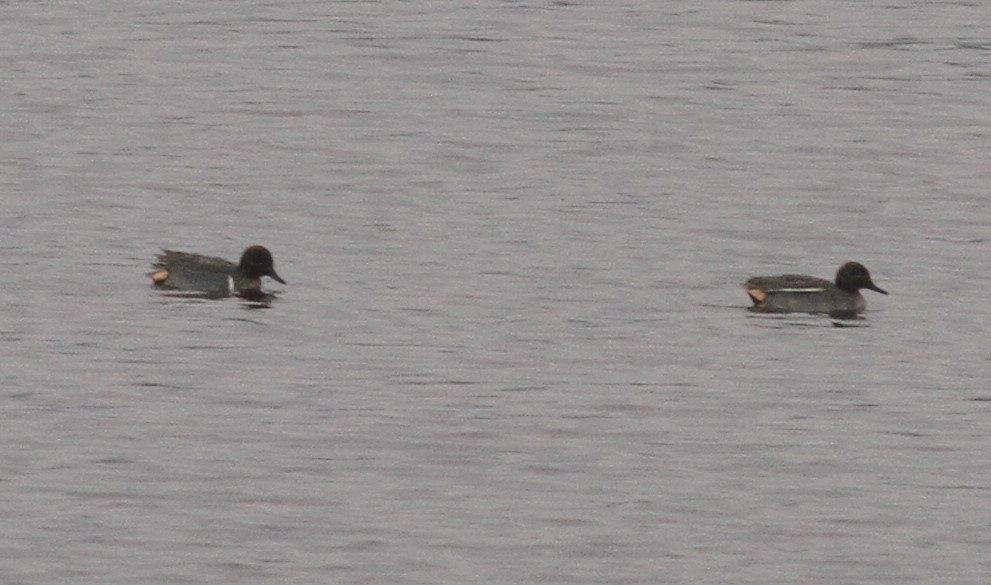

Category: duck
[150, 245, 285, 298]
[744, 261, 887, 316]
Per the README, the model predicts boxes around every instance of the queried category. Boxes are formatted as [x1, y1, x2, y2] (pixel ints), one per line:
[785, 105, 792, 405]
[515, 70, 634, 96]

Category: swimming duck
[744, 261, 887, 316]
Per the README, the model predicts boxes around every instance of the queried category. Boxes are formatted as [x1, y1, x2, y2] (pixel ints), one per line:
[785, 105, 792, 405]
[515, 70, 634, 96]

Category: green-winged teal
[744, 261, 887, 316]
[151, 245, 286, 297]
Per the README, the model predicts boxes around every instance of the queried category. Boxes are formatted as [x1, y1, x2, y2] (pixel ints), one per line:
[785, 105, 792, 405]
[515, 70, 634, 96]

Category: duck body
[151, 245, 285, 297]
[744, 262, 886, 316]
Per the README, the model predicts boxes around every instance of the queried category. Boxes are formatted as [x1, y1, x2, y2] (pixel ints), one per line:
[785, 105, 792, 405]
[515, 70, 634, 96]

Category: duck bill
[866, 281, 888, 295]
[269, 270, 286, 285]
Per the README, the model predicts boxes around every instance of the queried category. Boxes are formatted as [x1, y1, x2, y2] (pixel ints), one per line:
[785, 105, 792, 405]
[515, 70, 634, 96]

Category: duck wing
[154, 250, 237, 272]
[745, 274, 833, 293]
[151, 250, 238, 292]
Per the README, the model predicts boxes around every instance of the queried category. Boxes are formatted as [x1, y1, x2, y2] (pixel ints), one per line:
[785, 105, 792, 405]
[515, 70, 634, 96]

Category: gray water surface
[2, 1, 989, 584]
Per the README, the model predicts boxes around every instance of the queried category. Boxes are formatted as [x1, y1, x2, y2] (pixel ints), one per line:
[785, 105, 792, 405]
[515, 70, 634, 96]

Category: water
[2, 1, 989, 583]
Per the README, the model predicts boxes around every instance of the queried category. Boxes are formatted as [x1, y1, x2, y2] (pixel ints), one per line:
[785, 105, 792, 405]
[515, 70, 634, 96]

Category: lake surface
[2, 1, 989, 583]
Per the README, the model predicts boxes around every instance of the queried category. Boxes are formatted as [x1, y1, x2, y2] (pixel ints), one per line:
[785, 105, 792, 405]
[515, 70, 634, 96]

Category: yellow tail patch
[746, 288, 768, 303]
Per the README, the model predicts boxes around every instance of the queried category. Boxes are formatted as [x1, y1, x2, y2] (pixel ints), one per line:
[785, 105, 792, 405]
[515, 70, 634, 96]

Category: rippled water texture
[2, 1, 989, 583]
